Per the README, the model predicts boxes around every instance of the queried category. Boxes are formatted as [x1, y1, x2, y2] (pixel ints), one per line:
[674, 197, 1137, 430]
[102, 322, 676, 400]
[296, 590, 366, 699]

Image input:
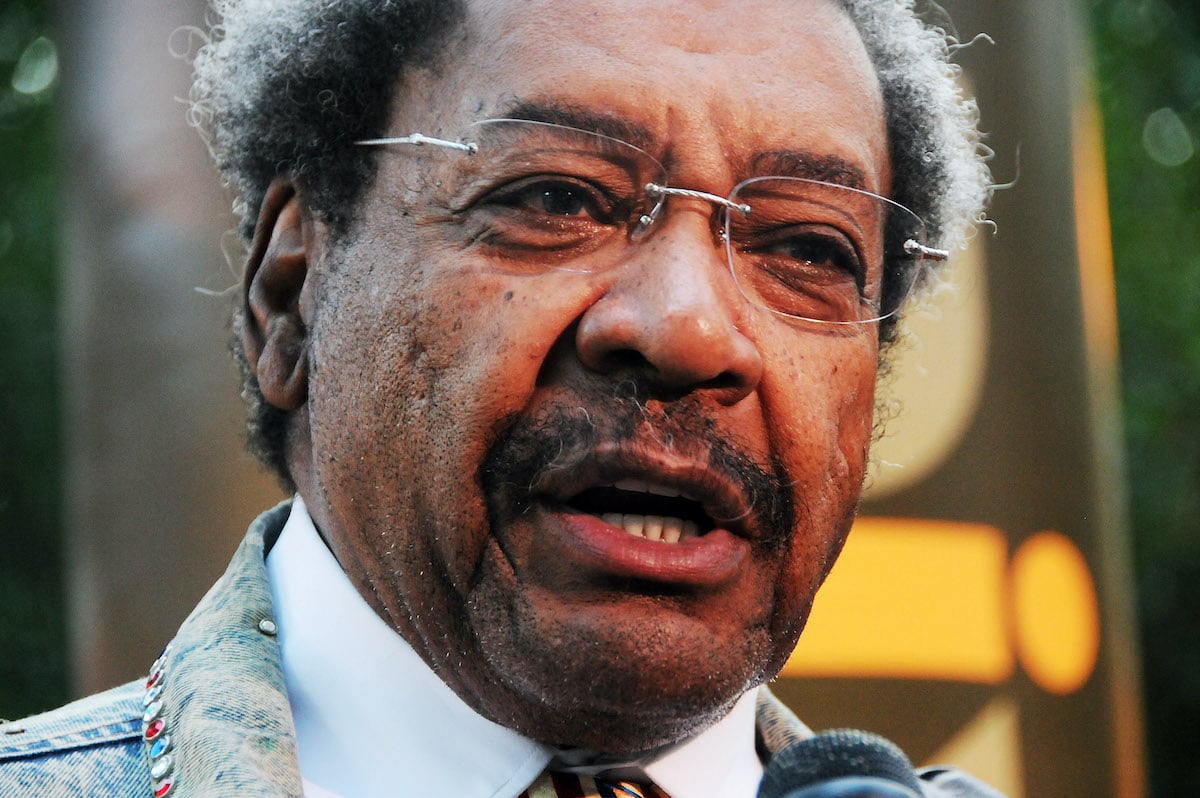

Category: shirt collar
[645, 687, 763, 798]
[266, 497, 762, 798]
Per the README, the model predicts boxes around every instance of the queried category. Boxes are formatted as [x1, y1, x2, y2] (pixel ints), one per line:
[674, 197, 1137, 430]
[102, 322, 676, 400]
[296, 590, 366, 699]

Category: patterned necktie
[519, 770, 672, 798]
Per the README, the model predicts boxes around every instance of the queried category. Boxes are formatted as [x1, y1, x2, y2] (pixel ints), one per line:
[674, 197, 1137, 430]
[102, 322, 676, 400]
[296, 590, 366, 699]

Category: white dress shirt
[266, 498, 763, 798]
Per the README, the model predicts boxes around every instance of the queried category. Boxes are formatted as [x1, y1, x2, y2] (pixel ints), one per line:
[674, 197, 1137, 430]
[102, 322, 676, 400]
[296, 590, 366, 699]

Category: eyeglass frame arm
[902, 239, 949, 261]
[355, 133, 479, 154]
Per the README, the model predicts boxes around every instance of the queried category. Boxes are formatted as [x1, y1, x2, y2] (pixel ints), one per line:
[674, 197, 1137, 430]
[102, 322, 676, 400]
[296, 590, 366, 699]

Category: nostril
[599, 348, 651, 373]
[580, 336, 758, 401]
[702, 370, 745, 391]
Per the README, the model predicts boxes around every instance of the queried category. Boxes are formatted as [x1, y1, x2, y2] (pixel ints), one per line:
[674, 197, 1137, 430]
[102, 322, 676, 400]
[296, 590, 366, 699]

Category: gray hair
[190, 0, 467, 240]
[190, 0, 992, 484]
[838, 0, 991, 255]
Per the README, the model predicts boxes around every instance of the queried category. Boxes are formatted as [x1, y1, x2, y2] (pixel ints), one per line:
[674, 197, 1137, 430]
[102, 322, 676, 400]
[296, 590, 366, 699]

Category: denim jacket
[0, 502, 1002, 798]
[0, 502, 302, 798]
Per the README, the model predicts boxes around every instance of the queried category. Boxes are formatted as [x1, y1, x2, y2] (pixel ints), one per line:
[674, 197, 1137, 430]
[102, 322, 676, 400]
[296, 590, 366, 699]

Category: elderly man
[1, 0, 995, 796]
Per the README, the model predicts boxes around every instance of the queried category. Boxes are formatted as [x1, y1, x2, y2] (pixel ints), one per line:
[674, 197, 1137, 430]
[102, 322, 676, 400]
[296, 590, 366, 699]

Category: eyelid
[734, 218, 862, 256]
[452, 157, 647, 218]
[734, 222, 868, 286]
[485, 174, 619, 218]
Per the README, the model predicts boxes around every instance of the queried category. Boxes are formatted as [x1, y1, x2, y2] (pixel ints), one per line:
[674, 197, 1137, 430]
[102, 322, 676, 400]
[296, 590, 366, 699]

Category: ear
[241, 178, 315, 411]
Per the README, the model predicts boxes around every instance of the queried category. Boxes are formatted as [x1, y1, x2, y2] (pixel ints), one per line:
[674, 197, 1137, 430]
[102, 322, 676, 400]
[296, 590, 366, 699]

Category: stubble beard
[462, 381, 801, 750]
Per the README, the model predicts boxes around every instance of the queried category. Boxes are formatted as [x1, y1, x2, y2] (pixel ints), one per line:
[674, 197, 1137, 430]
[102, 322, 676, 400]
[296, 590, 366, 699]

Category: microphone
[757, 729, 925, 798]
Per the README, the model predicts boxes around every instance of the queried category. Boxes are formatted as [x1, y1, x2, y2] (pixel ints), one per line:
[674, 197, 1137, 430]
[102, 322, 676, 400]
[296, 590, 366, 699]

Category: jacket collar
[145, 500, 301, 798]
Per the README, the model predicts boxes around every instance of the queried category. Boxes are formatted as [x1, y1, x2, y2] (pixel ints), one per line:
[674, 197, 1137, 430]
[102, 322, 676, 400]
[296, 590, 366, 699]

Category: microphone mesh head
[758, 728, 924, 798]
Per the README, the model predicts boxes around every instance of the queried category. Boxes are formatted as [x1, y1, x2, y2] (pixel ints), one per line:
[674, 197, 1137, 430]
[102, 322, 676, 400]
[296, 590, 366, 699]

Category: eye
[456, 172, 632, 269]
[763, 230, 862, 282]
[730, 224, 872, 321]
[747, 225, 865, 287]
[488, 176, 615, 223]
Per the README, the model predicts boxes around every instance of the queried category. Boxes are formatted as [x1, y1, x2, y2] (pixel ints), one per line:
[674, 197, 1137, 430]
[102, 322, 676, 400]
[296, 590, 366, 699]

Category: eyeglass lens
[409, 118, 930, 325]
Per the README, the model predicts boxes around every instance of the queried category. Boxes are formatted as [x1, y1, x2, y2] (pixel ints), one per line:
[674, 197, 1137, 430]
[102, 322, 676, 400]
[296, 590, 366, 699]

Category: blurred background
[0, 0, 1195, 794]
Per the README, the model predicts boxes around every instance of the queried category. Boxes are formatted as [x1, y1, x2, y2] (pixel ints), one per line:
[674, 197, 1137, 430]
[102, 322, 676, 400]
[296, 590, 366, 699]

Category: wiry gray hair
[838, 0, 991, 256]
[190, 0, 992, 484]
[190, 0, 467, 240]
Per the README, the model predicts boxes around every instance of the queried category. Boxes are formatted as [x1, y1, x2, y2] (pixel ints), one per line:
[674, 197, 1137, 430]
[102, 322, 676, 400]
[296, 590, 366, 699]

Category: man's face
[294, 0, 888, 751]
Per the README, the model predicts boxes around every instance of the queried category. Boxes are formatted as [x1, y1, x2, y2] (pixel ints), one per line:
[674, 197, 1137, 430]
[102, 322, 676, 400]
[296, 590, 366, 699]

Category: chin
[497, 667, 749, 753]
[464, 586, 779, 751]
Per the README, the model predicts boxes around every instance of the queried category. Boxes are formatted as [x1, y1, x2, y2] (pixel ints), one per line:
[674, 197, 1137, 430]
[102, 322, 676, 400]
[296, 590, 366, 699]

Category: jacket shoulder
[0, 680, 148, 795]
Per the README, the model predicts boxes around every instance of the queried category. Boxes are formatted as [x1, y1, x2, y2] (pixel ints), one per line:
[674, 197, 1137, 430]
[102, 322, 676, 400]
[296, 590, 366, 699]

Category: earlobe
[242, 179, 314, 411]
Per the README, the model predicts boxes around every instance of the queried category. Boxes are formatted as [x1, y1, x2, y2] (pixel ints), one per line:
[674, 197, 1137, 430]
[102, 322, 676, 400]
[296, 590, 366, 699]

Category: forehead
[397, 0, 888, 191]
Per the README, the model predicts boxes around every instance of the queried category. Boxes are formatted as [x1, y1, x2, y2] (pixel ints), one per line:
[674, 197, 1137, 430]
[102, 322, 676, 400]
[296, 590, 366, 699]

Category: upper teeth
[611, 478, 686, 498]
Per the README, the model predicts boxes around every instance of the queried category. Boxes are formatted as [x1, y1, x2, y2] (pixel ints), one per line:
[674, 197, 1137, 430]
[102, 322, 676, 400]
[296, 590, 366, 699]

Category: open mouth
[565, 478, 717, 543]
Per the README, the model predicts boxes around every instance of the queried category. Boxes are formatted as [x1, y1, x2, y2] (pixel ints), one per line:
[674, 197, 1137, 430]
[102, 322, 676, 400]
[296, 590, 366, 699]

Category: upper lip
[531, 443, 760, 540]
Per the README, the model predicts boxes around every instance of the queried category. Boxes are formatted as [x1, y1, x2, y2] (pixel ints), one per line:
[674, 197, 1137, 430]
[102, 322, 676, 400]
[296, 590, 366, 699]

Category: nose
[575, 216, 763, 404]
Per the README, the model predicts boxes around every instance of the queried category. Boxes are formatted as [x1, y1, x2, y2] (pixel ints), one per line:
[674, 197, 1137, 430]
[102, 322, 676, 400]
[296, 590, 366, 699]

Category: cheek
[315, 263, 549, 441]
[307, 259, 597, 579]
[765, 336, 877, 475]
[761, 335, 877, 598]
[414, 287, 537, 422]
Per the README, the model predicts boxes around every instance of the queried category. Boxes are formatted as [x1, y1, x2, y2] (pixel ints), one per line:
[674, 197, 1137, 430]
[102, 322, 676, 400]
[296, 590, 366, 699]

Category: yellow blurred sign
[785, 518, 1100, 695]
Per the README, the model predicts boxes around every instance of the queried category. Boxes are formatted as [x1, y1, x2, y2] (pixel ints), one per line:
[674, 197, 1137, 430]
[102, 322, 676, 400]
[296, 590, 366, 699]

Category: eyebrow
[492, 99, 869, 190]
[496, 100, 658, 152]
[750, 150, 868, 190]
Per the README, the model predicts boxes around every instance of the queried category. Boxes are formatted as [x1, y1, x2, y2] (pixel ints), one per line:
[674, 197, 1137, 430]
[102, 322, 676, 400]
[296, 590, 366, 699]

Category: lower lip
[544, 506, 749, 587]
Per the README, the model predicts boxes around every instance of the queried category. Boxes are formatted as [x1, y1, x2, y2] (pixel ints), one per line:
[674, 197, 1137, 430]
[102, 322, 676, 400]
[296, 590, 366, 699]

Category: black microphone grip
[758, 729, 925, 798]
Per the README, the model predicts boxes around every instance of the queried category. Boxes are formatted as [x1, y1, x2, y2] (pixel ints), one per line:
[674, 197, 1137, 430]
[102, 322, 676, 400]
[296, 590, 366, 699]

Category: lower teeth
[600, 513, 699, 542]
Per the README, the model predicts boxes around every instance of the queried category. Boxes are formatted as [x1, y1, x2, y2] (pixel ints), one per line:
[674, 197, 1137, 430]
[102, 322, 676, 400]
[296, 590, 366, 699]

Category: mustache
[480, 387, 795, 545]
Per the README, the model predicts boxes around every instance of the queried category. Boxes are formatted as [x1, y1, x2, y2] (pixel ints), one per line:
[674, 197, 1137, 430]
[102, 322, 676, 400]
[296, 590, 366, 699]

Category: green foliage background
[0, 0, 65, 722]
[0, 0, 1196, 793]
[1090, 1, 1200, 794]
